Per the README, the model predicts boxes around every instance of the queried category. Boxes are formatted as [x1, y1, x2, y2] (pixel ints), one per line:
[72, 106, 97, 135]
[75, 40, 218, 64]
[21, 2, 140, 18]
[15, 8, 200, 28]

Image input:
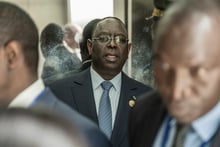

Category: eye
[115, 35, 127, 44]
[153, 58, 170, 72]
[98, 35, 110, 43]
[190, 66, 205, 77]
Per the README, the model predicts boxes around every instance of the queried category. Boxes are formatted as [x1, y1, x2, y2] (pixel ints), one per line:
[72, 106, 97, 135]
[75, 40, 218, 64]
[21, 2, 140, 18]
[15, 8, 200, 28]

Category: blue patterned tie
[98, 81, 113, 139]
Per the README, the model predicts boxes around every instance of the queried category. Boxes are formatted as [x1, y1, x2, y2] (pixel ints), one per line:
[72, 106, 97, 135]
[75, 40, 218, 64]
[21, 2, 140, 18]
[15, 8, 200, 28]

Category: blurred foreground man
[129, 0, 220, 147]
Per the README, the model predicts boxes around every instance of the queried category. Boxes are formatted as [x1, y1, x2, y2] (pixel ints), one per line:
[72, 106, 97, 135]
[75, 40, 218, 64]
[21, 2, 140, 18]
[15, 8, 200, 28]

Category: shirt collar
[192, 101, 220, 141]
[90, 66, 121, 91]
[8, 79, 45, 108]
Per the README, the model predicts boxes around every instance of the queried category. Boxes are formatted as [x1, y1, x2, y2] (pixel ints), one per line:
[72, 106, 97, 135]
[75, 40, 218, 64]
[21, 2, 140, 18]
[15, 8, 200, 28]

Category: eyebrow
[95, 31, 127, 36]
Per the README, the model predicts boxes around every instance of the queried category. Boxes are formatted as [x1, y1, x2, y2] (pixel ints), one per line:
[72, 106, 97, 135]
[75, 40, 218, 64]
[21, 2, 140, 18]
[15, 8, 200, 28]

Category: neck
[92, 65, 120, 80]
[6, 72, 38, 106]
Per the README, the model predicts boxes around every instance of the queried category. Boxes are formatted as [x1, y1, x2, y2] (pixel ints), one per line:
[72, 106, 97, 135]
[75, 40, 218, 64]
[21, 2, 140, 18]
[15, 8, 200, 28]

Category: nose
[170, 70, 191, 100]
[108, 37, 117, 48]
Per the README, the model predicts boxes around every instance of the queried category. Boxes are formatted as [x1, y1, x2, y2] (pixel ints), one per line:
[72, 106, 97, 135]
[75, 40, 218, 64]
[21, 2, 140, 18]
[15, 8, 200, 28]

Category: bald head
[93, 17, 128, 37]
[63, 23, 81, 49]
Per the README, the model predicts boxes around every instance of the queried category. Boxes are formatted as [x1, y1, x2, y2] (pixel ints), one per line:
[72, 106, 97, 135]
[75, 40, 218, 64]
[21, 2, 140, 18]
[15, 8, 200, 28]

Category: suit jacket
[31, 87, 111, 147]
[129, 91, 220, 147]
[49, 68, 152, 147]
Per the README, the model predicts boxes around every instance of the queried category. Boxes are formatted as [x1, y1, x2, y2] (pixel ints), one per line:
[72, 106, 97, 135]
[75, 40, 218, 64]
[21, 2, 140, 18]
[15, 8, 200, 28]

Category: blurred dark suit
[129, 91, 220, 147]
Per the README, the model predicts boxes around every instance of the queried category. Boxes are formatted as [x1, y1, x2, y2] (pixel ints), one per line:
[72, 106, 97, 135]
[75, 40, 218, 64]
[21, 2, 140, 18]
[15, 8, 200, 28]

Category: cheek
[186, 70, 220, 116]
[196, 69, 220, 98]
[0, 68, 8, 90]
[91, 48, 101, 58]
[200, 73, 220, 104]
[153, 68, 168, 91]
[122, 51, 129, 61]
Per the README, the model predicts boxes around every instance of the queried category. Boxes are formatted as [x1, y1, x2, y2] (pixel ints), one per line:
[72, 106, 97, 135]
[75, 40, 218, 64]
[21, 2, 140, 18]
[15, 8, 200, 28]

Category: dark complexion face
[88, 18, 131, 80]
[153, 16, 220, 124]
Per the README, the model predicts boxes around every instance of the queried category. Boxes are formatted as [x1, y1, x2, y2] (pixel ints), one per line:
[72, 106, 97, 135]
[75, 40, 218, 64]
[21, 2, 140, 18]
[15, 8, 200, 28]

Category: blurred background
[1, 0, 155, 87]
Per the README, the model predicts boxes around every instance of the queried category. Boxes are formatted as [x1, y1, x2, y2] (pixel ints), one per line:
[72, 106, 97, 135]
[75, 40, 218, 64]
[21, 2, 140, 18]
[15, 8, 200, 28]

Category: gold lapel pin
[129, 96, 137, 108]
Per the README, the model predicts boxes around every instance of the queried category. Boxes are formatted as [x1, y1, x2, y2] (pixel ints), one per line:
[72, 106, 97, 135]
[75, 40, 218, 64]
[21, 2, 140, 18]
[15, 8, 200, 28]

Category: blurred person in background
[40, 23, 81, 84]
[63, 23, 82, 61]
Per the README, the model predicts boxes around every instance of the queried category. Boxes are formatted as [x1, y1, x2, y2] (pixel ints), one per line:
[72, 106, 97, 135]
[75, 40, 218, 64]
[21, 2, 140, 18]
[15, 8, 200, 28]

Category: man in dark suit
[129, 0, 220, 147]
[0, 2, 110, 147]
[50, 17, 152, 147]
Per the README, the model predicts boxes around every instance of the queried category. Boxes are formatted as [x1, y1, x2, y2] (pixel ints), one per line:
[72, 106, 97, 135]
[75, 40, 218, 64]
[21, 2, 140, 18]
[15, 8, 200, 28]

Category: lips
[104, 54, 118, 62]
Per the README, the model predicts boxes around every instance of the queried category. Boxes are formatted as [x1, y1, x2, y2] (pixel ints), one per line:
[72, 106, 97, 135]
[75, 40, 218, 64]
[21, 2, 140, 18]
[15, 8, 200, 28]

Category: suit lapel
[71, 69, 99, 124]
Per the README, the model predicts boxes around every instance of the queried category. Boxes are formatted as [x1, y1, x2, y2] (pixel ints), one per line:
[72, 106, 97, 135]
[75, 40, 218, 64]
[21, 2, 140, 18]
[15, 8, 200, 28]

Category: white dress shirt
[90, 67, 121, 129]
[8, 79, 45, 108]
[153, 101, 220, 147]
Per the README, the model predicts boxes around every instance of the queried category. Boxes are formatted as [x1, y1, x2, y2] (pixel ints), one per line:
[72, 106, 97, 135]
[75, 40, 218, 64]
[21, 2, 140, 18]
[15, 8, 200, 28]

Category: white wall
[2, 0, 68, 31]
[114, 0, 125, 22]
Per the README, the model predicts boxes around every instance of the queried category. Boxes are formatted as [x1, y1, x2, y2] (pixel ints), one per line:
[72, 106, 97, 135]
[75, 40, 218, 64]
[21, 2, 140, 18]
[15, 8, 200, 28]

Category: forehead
[155, 16, 220, 65]
[94, 18, 127, 36]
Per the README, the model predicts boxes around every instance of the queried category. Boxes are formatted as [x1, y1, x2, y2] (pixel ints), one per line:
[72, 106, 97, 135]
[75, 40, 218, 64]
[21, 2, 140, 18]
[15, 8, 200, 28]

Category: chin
[170, 110, 193, 124]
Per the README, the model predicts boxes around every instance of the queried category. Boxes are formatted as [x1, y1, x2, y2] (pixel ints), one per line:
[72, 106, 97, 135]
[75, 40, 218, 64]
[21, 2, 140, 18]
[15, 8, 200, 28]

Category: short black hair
[40, 23, 64, 57]
[93, 16, 128, 36]
[79, 19, 101, 62]
[154, 0, 173, 11]
[0, 2, 39, 74]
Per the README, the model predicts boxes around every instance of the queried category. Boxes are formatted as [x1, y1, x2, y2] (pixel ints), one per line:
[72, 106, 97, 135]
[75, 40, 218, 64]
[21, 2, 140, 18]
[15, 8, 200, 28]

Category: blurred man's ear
[5, 41, 22, 69]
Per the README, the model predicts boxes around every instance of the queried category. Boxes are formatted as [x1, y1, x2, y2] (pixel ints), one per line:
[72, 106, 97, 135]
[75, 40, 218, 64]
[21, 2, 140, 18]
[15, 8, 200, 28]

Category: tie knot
[176, 124, 190, 133]
[101, 81, 113, 91]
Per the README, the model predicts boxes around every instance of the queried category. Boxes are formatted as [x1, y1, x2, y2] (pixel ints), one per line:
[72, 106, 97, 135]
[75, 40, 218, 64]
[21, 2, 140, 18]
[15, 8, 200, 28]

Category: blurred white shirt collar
[8, 79, 45, 108]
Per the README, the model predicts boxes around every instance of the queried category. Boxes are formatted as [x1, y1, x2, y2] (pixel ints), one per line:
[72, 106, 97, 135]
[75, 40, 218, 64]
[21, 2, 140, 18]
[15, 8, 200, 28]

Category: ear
[5, 41, 22, 69]
[87, 39, 93, 55]
[127, 42, 132, 53]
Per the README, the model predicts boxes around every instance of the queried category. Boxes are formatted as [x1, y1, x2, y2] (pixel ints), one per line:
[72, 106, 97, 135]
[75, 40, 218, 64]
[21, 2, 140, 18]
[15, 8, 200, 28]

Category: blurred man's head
[0, 2, 39, 106]
[153, 0, 220, 124]
[64, 23, 81, 50]
[0, 108, 88, 147]
[40, 23, 64, 57]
